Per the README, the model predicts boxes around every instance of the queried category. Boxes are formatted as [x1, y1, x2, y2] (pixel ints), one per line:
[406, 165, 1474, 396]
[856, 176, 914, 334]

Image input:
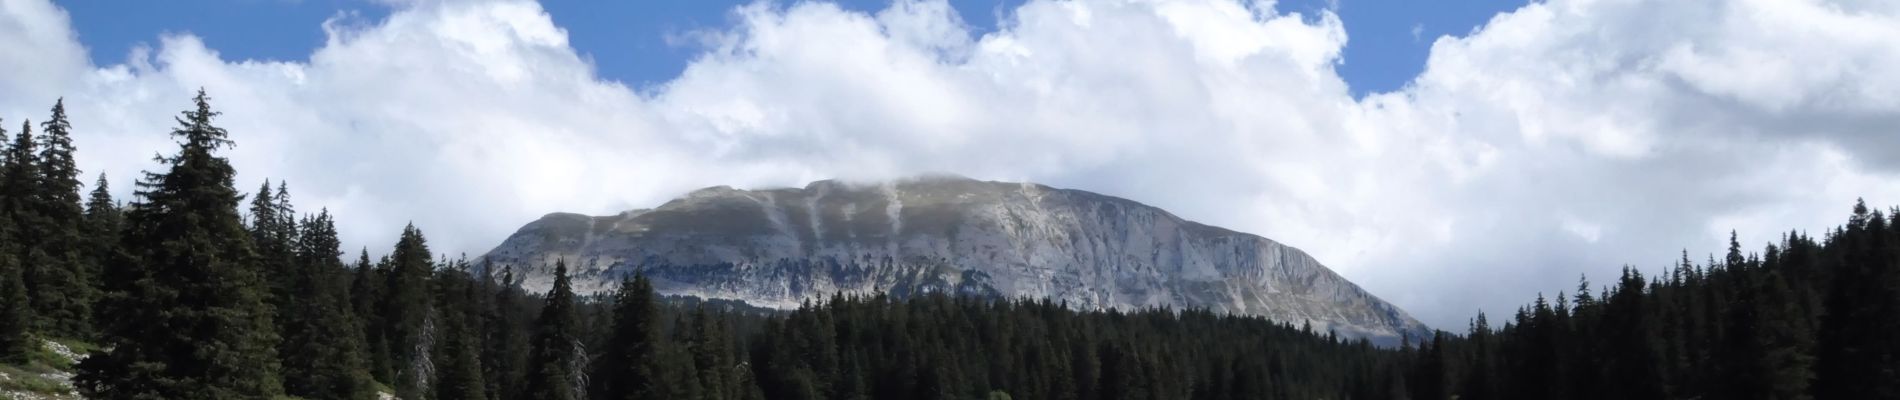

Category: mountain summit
[482, 176, 1429, 343]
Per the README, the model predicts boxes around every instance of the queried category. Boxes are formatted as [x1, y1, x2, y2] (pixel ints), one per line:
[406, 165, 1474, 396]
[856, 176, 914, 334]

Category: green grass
[0, 337, 88, 398]
[19, 337, 94, 371]
[0, 363, 69, 395]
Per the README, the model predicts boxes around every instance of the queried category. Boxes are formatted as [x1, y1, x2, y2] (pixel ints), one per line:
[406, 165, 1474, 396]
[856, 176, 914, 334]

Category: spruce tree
[591, 273, 666, 400]
[485, 264, 531, 400]
[1462, 312, 1498, 400]
[523, 261, 581, 400]
[0, 120, 52, 340]
[30, 99, 93, 338]
[435, 261, 489, 400]
[0, 235, 30, 364]
[0, 120, 32, 364]
[248, 179, 298, 318]
[82, 173, 123, 329]
[1815, 200, 1900, 398]
[281, 211, 377, 400]
[381, 224, 437, 400]
[351, 248, 395, 384]
[687, 307, 738, 400]
[75, 89, 285, 399]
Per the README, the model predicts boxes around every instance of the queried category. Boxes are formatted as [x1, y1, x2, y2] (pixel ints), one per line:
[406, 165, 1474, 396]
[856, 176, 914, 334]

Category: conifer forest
[3, 92, 1898, 399]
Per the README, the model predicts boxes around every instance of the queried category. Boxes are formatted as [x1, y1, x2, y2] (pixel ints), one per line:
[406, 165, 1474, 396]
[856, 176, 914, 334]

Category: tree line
[1401, 201, 1900, 400]
[2, 92, 1897, 399]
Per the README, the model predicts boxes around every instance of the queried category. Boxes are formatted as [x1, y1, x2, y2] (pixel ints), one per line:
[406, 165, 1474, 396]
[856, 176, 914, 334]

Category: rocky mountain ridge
[481, 176, 1430, 343]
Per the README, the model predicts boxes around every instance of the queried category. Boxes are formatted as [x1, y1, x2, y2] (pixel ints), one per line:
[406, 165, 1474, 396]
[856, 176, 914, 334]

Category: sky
[2, 0, 1898, 329]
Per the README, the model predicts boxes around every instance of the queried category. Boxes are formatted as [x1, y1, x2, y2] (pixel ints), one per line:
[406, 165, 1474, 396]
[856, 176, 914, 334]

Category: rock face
[481, 176, 1430, 343]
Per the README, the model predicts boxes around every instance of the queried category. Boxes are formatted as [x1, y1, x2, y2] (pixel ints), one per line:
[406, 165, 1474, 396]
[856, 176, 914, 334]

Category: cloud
[1, 0, 1898, 328]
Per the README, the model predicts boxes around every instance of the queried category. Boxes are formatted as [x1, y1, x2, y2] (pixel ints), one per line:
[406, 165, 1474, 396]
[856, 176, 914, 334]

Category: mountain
[480, 175, 1430, 343]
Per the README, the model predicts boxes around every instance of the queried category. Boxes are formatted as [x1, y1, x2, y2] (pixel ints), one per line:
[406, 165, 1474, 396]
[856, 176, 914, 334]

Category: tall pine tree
[30, 99, 94, 338]
[75, 89, 284, 399]
[591, 273, 667, 400]
[1814, 200, 1900, 398]
[382, 223, 438, 400]
[523, 261, 581, 400]
[0, 119, 32, 364]
[281, 211, 378, 400]
[485, 264, 531, 400]
[435, 259, 490, 400]
[82, 173, 123, 331]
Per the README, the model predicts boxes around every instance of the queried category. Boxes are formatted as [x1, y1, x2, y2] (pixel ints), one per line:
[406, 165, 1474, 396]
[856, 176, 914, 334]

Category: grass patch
[0, 363, 69, 395]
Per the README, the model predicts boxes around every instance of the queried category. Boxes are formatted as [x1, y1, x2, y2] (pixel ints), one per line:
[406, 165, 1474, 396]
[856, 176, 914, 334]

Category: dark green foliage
[523, 261, 581, 400]
[484, 263, 532, 400]
[683, 307, 740, 400]
[350, 249, 395, 385]
[0, 120, 32, 364]
[381, 224, 437, 400]
[82, 173, 123, 331]
[27, 99, 93, 338]
[1426, 202, 1894, 400]
[1815, 200, 1900, 399]
[742, 294, 1397, 400]
[435, 258, 490, 400]
[280, 211, 377, 400]
[0, 239, 30, 364]
[248, 180, 298, 320]
[590, 274, 666, 400]
[75, 90, 284, 399]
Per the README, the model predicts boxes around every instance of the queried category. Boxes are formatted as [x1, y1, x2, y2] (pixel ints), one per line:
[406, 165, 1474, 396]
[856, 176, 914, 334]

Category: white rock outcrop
[482, 176, 1430, 343]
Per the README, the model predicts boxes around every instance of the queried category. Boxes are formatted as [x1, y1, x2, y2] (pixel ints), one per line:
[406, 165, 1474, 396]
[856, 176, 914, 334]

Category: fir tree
[435, 260, 490, 400]
[281, 211, 377, 400]
[485, 264, 531, 400]
[0, 238, 30, 364]
[382, 223, 437, 400]
[0, 120, 31, 364]
[75, 89, 285, 399]
[591, 273, 666, 400]
[0, 120, 54, 338]
[686, 307, 738, 400]
[1462, 312, 1497, 400]
[82, 173, 123, 328]
[1814, 199, 1900, 398]
[350, 248, 395, 384]
[523, 261, 581, 400]
[248, 179, 298, 318]
[29, 99, 93, 338]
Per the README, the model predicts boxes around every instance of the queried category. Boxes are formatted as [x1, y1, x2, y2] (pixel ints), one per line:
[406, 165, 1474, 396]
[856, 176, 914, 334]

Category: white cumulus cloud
[1, 0, 1898, 327]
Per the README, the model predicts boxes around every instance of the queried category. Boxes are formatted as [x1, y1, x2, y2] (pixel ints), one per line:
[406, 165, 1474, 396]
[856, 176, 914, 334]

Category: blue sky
[18, 0, 1900, 329]
[62, 0, 1524, 97]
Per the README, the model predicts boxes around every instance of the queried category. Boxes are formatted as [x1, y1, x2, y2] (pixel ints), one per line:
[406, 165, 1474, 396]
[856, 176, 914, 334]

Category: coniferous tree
[281, 211, 377, 400]
[591, 274, 666, 400]
[435, 259, 490, 400]
[1462, 312, 1497, 400]
[485, 264, 531, 400]
[1411, 331, 1447, 400]
[523, 261, 581, 400]
[1814, 200, 1900, 399]
[22, 99, 93, 338]
[351, 248, 395, 384]
[0, 234, 29, 364]
[686, 307, 738, 400]
[0, 120, 31, 364]
[249, 180, 299, 321]
[0, 120, 56, 339]
[75, 90, 284, 399]
[382, 224, 438, 400]
[82, 173, 123, 329]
